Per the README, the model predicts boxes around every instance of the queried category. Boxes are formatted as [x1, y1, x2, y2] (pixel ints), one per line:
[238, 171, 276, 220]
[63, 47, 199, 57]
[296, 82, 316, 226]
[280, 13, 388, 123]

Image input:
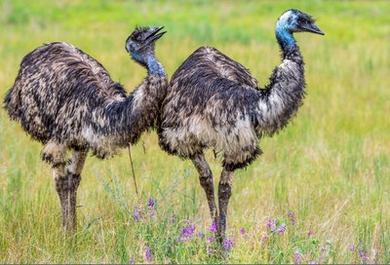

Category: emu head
[125, 26, 166, 66]
[276, 9, 324, 35]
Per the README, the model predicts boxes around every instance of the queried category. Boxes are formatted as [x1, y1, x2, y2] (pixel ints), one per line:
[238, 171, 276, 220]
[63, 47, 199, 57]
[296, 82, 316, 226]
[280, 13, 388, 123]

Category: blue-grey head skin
[276, 9, 324, 49]
[125, 26, 166, 76]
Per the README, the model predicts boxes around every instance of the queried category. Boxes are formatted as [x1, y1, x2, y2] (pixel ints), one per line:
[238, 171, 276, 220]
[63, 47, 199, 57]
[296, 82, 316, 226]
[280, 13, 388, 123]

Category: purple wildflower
[179, 223, 196, 242]
[144, 246, 153, 263]
[308, 261, 317, 265]
[129, 256, 135, 264]
[223, 238, 234, 252]
[294, 250, 303, 264]
[240, 227, 246, 235]
[207, 236, 215, 242]
[276, 223, 287, 235]
[288, 210, 296, 225]
[147, 197, 156, 208]
[358, 248, 369, 263]
[133, 207, 141, 222]
[209, 221, 218, 233]
[266, 218, 277, 232]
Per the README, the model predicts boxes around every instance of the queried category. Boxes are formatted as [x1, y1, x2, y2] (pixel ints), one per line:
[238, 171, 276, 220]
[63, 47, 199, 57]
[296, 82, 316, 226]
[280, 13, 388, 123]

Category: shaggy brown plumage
[4, 26, 168, 231]
[158, 10, 323, 241]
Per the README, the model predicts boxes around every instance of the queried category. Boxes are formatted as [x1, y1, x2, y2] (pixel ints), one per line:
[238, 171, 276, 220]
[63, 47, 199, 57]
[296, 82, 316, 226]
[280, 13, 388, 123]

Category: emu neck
[100, 73, 167, 148]
[275, 28, 301, 62]
[146, 56, 165, 77]
[258, 29, 305, 135]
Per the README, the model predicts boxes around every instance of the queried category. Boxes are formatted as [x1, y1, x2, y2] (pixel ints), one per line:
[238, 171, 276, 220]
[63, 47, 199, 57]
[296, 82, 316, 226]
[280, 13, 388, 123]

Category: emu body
[158, 9, 323, 241]
[4, 27, 167, 231]
[5, 42, 166, 158]
[159, 46, 304, 169]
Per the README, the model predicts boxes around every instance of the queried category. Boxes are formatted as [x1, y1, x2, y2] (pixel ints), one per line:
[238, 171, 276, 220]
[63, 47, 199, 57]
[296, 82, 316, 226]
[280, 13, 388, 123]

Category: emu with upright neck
[259, 13, 305, 135]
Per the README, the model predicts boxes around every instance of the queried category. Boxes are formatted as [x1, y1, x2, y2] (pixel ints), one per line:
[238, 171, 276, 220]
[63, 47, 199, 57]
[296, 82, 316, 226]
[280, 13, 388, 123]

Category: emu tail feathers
[3, 86, 21, 121]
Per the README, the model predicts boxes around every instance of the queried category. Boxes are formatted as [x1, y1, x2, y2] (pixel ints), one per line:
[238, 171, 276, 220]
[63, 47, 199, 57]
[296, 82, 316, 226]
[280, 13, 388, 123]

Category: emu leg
[53, 162, 70, 230]
[65, 150, 87, 232]
[52, 151, 87, 232]
[192, 154, 217, 223]
[217, 168, 233, 242]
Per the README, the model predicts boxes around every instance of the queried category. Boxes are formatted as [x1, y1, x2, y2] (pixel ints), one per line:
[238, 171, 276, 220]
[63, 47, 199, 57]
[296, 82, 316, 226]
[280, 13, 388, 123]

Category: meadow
[0, 0, 389, 263]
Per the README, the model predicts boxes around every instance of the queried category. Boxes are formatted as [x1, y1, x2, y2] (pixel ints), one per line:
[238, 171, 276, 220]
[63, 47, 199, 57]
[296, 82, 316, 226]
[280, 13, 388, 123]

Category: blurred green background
[0, 0, 389, 263]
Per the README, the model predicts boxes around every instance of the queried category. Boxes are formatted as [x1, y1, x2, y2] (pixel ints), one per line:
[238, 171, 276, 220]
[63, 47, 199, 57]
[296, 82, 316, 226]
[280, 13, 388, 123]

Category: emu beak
[144, 26, 167, 45]
[302, 23, 324, 35]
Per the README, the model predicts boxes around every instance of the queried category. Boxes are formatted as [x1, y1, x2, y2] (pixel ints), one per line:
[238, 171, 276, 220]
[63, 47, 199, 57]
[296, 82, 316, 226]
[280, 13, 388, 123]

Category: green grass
[0, 0, 389, 263]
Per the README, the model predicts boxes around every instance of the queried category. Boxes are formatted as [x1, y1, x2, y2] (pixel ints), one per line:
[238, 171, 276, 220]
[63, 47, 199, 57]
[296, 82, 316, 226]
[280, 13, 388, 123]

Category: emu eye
[298, 17, 305, 24]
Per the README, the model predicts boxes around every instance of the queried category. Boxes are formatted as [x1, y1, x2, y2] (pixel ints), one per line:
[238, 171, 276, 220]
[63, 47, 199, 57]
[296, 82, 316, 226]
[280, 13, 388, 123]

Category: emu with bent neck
[258, 24, 305, 135]
[100, 54, 167, 150]
[147, 56, 165, 77]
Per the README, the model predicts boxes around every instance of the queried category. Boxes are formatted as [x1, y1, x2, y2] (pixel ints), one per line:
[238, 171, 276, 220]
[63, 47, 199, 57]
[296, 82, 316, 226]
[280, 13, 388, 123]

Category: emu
[3, 26, 167, 232]
[158, 9, 324, 241]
